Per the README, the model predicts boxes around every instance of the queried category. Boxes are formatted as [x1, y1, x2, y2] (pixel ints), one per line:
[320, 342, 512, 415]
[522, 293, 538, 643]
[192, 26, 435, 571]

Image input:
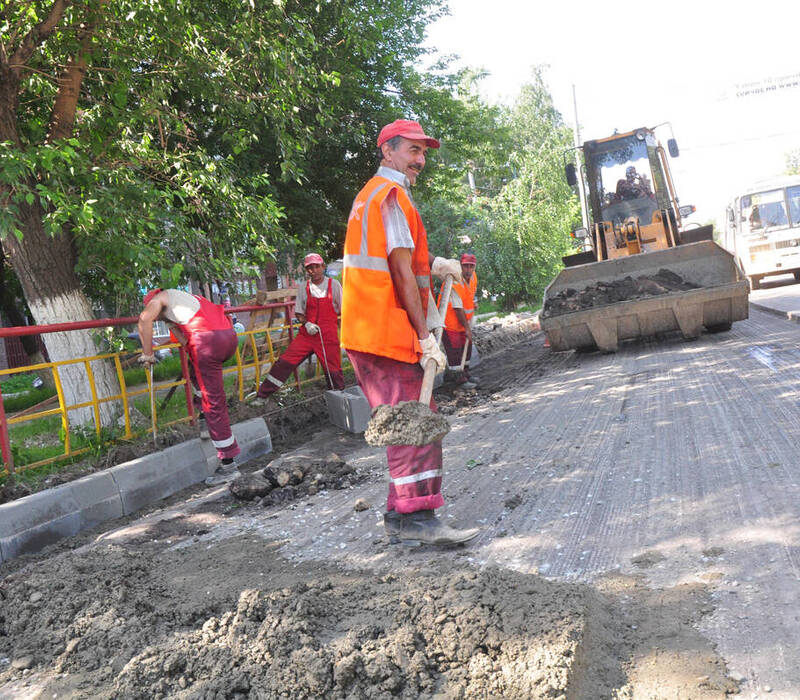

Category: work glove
[304, 321, 320, 335]
[419, 334, 446, 373]
[137, 353, 158, 367]
[431, 256, 463, 284]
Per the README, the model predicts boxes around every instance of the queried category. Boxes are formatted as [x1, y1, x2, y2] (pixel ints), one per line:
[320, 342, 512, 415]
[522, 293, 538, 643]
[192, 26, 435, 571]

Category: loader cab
[583, 129, 671, 229]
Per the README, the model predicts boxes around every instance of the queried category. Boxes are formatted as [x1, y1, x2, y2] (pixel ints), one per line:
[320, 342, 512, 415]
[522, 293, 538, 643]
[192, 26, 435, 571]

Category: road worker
[248, 253, 344, 406]
[341, 118, 479, 547]
[440, 252, 478, 389]
[137, 289, 240, 483]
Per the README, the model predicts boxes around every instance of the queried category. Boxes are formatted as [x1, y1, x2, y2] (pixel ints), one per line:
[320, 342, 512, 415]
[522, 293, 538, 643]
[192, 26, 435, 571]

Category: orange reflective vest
[441, 272, 477, 332]
[341, 175, 430, 364]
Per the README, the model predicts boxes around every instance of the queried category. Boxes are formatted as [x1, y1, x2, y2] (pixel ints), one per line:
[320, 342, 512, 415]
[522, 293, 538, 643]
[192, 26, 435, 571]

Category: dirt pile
[542, 269, 699, 318]
[472, 312, 540, 357]
[229, 452, 362, 505]
[0, 540, 636, 699]
[364, 401, 451, 447]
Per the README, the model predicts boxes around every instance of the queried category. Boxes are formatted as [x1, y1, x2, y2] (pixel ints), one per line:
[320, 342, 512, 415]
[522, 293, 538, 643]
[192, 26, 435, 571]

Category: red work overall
[172, 296, 240, 461]
[256, 279, 344, 396]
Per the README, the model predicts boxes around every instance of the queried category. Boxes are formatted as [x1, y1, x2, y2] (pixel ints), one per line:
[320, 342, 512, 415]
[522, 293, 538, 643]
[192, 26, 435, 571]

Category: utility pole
[572, 84, 589, 231]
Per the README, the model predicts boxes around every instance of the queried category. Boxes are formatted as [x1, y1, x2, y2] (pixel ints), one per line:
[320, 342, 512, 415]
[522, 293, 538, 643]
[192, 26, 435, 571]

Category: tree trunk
[2, 196, 121, 428]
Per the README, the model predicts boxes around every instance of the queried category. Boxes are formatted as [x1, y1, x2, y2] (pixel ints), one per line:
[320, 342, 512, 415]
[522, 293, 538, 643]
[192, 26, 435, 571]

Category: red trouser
[347, 349, 444, 514]
[257, 327, 344, 396]
[188, 329, 240, 460]
[443, 330, 472, 378]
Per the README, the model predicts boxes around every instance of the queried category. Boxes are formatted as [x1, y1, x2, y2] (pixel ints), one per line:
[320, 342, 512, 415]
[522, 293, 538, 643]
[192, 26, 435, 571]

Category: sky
[424, 0, 800, 225]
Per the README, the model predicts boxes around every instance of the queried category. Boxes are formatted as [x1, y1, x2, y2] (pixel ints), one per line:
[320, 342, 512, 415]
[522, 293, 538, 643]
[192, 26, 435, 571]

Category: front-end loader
[540, 126, 749, 352]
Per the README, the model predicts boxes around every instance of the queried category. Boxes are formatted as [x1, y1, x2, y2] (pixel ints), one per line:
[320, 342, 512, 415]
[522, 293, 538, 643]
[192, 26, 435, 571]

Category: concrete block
[110, 440, 207, 515]
[68, 472, 124, 528]
[233, 417, 272, 463]
[325, 386, 371, 433]
[0, 485, 82, 560]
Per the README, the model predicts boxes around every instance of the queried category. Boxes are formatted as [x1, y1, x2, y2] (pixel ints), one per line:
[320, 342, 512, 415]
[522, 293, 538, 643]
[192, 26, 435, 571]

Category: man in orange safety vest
[341, 118, 479, 547]
[439, 253, 478, 389]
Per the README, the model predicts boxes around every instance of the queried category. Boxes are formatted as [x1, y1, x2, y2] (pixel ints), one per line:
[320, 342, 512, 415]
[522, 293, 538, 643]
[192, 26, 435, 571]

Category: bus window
[788, 185, 800, 227]
[741, 189, 788, 232]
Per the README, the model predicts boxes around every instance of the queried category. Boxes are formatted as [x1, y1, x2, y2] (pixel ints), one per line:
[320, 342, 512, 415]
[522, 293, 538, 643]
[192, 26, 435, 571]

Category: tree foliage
[786, 148, 800, 175]
[1, 0, 344, 313]
[416, 68, 579, 311]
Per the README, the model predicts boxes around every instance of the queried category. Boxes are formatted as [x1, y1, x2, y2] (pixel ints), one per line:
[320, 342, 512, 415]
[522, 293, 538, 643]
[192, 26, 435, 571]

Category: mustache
[407, 165, 422, 173]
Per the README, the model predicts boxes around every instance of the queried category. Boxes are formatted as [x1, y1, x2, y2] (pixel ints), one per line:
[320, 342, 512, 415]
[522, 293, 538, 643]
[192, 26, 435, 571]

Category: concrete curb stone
[0, 417, 271, 564]
[749, 300, 800, 324]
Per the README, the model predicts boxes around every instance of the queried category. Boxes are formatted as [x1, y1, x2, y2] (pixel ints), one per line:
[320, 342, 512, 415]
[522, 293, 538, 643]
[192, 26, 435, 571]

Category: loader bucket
[540, 241, 749, 352]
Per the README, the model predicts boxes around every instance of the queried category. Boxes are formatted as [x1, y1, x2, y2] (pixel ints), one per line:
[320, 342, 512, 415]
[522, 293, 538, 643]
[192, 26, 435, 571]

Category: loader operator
[138, 289, 240, 479]
[342, 118, 479, 547]
[616, 166, 652, 200]
[248, 253, 345, 406]
[440, 253, 478, 389]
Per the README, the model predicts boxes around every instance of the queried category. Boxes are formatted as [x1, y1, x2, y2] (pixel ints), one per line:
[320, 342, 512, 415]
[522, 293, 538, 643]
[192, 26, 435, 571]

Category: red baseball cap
[460, 253, 477, 265]
[143, 289, 162, 307]
[303, 253, 324, 267]
[377, 119, 440, 149]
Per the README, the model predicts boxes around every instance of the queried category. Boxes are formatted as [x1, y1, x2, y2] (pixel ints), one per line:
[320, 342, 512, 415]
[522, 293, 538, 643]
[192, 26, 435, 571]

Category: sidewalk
[748, 274, 800, 324]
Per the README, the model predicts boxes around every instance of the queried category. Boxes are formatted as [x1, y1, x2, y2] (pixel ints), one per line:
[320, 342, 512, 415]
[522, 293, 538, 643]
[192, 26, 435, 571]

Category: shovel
[365, 274, 454, 447]
[147, 365, 157, 447]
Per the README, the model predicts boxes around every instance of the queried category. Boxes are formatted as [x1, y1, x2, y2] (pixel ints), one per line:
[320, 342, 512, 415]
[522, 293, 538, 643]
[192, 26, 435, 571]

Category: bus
[723, 176, 800, 289]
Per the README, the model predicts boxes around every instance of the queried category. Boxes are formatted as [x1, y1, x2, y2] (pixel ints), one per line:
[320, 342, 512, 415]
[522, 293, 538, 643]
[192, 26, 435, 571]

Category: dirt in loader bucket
[542, 269, 699, 318]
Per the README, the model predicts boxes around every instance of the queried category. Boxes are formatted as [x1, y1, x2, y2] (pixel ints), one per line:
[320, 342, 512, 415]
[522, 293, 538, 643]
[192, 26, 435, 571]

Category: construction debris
[228, 452, 361, 506]
[542, 269, 699, 317]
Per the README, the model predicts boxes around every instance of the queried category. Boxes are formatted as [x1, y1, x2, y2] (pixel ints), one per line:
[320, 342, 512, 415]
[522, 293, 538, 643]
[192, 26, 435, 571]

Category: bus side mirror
[667, 139, 679, 158]
[565, 163, 577, 187]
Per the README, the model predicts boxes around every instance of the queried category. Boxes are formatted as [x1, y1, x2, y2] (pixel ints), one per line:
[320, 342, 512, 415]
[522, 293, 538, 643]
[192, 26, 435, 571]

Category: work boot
[244, 391, 268, 408]
[383, 510, 402, 538]
[204, 457, 240, 486]
[389, 510, 479, 547]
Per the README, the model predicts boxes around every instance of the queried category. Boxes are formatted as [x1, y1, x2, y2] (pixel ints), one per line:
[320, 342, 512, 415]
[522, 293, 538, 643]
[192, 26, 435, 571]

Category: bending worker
[138, 289, 240, 473]
[249, 253, 344, 405]
[341, 118, 479, 547]
[440, 252, 478, 389]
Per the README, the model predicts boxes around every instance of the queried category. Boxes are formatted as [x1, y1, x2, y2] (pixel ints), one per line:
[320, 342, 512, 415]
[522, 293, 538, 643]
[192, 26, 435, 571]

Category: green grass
[0, 372, 38, 393]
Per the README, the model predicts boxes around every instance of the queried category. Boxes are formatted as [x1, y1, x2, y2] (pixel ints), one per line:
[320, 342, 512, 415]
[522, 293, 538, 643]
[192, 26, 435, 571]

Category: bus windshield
[740, 189, 790, 233]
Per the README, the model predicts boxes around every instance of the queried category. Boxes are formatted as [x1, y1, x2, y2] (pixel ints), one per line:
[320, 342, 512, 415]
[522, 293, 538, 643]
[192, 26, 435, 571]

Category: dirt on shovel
[364, 401, 451, 446]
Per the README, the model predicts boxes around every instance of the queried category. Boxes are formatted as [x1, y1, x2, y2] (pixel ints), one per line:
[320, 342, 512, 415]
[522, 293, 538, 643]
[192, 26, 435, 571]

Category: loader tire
[706, 323, 732, 334]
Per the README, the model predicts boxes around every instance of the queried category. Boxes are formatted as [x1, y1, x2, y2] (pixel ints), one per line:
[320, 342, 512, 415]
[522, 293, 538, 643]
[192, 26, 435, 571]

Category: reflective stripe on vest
[442, 272, 478, 332]
[341, 176, 430, 364]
